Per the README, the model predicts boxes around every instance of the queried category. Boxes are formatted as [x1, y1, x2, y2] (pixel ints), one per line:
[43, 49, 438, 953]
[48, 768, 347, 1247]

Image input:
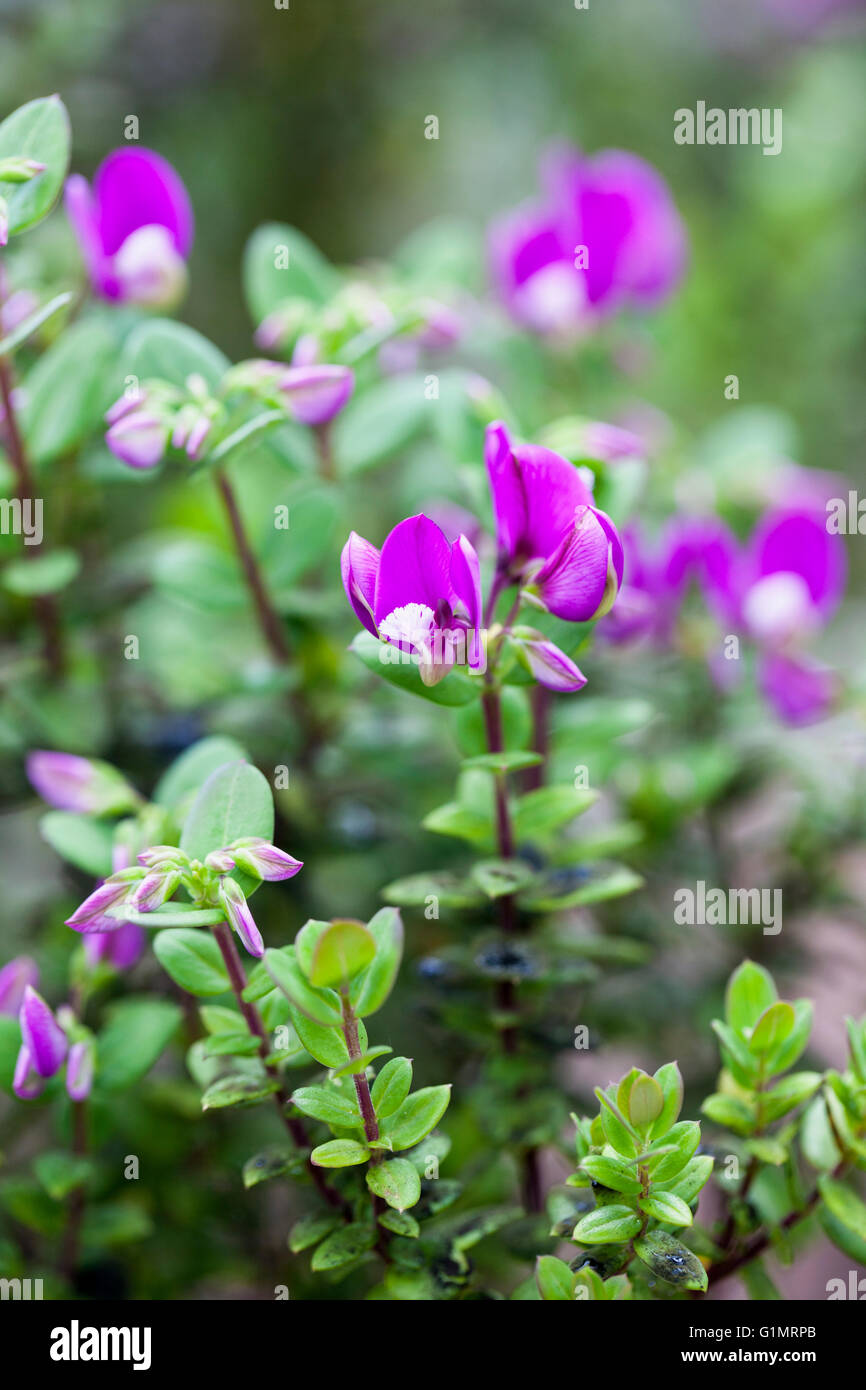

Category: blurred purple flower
[65, 147, 193, 306]
[0, 956, 39, 1016]
[342, 515, 484, 685]
[66, 1040, 94, 1102]
[18, 986, 67, 1079]
[105, 408, 169, 470]
[247, 361, 355, 426]
[27, 751, 137, 814]
[83, 921, 145, 972]
[489, 144, 687, 334]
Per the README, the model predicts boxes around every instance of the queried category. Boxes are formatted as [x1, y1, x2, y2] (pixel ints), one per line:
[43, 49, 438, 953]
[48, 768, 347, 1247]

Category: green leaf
[34, 1151, 92, 1201]
[726, 960, 777, 1034]
[421, 800, 492, 848]
[749, 1002, 795, 1055]
[264, 947, 343, 1025]
[633, 1230, 708, 1291]
[596, 1089, 639, 1157]
[818, 1206, 866, 1266]
[153, 736, 248, 816]
[124, 318, 229, 392]
[0, 289, 73, 356]
[371, 1057, 413, 1120]
[652, 1062, 684, 1137]
[518, 862, 643, 912]
[380, 872, 483, 910]
[379, 1209, 420, 1238]
[243, 1146, 305, 1189]
[366, 1158, 421, 1211]
[762, 1072, 822, 1123]
[350, 631, 476, 707]
[350, 907, 404, 1018]
[817, 1176, 866, 1243]
[97, 997, 182, 1090]
[535, 1255, 575, 1301]
[151, 539, 246, 614]
[765, 1000, 813, 1074]
[648, 1123, 701, 1183]
[310, 1221, 376, 1271]
[639, 1191, 693, 1227]
[712, 1019, 761, 1087]
[701, 1093, 754, 1136]
[153, 929, 231, 998]
[310, 1139, 370, 1169]
[38, 811, 113, 877]
[291, 1085, 361, 1127]
[21, 317, 117, 465]
[580, 1154, 642, 1195]
[288, 1008, 362, 1068]
[243, 222, 339, 321]
[461, 751, 542, 774]
[333, 373, 430, 475]
[332, 1045, 392, 1077]
[512, 785, 597, 842]
[380, 1085, 452, 1151]
[573, 1205, 642, 1245]
[0, 96, 70, 236]
[471, 859, 536, 899]
[201, 1074, 280, 1110]
[180, 761, 274, 879]
[288, 1211, 342, 1252]
[627, 1074, 664, 1133]
[801, 1095, 843, 1171]
[2, 548, 80, 596]
[111, 905, 224, 929]
[656, 1155, 714, 1204]
[308, 919, 376, 989]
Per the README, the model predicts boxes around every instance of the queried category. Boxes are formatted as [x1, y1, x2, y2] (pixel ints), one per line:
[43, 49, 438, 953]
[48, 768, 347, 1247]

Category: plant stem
[214, 467, 291, 666]
[60, 1099, 88, 1281]
[707, 1159, 847, 1288]
[0, 353, 64, 676]
[210, 922, 347, 1212]
[314, 422, 335, 481]
[340, 996, 381, 1159]
[524, 685, 550, 792]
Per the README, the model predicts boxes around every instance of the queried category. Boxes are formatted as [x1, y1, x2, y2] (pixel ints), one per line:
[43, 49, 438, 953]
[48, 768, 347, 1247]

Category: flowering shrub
[0, 77, 862, 1310]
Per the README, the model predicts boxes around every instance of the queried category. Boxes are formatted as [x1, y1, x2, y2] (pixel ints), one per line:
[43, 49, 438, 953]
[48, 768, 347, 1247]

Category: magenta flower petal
[92, 147, 194, 260]
[341, 531, 381, 636]
[531, 507, 612, 621]
[13, 1044, 44, 1100]
[278, 365, 355, 426]
[449, 534, 483, 665]
[757, 650, 838, 726]
[518, 638, 587, 692]
[19, 986, 67, 1078]
[485, 421, 527, 565]
[0, 956, 39, 1017]
[66, 878, 134, 933]
[373, 515, 454, 627]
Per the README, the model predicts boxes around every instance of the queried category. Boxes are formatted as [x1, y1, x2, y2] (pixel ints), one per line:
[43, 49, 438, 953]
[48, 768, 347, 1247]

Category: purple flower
[18, 986, 67, 1078]
[26, 751, 138, 814]
[0, 956, 39, 1016]
[218, 878, 264, 958]
[130, 869, 180, 913]
[342, 515, 484, 685]
[65, 148, 193, 306]
[489, 144, 687, 333]
[105, 409, 168, 470]
[485, 422, 623, 622]
[83, 921, 145, 972]
[227, 838, 303, 882]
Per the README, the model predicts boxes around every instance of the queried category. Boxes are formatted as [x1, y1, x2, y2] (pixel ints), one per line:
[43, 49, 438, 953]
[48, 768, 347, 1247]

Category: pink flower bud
[26, 751, 138, 814]
[65, 875, 140, 933]
[66, 1040, 95, 1101]
[229, 838, 303, 882]
[106, 410, 168, 470]
[218, 878, 264, 958]
[19, 986, 68, 1078]
[0, 956, 39, 1017]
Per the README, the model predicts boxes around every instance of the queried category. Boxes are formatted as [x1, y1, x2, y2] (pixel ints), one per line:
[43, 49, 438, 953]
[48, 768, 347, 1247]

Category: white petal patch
[742, 571, 813, 644]
[379, 603, 437, 654]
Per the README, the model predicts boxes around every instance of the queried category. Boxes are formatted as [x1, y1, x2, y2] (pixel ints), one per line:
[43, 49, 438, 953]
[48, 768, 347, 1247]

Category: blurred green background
[2, 0, 863, 471]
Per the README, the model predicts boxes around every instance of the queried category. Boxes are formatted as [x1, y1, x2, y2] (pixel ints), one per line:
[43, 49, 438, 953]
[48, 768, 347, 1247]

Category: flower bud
[26, 751, 139, 815]
[229, 837, 303, 882]
[13, 1045, 44, 1100]
[65, 874, 140, 932]
[113, 224, 188, 308]
[131, 868, 180, 912]
[106, 409, 168, 470]
[19, 986, 68, 1078]
[218, 878, 264, 958]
